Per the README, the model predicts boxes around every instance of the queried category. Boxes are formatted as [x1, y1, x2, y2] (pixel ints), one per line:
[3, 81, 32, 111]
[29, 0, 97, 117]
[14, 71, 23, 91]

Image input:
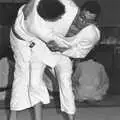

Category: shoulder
[82, 24, 100, 40]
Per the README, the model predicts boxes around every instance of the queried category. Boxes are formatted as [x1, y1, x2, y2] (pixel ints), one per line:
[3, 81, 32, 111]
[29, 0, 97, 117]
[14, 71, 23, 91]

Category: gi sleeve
[62, 25, 100, 58]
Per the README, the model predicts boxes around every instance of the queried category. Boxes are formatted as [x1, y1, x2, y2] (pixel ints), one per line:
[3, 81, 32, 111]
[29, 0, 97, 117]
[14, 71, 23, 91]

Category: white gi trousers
[10, 30, 75, 114]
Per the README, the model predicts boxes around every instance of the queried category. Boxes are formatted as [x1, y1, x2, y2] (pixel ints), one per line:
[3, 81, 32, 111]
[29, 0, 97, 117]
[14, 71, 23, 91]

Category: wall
[98, 0, 120, 26]
[0, 0, 26, 2]
[75, 0, 120, 26]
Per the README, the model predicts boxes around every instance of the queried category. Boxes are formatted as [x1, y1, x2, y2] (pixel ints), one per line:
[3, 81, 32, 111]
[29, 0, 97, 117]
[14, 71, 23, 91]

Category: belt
[11, 25, 35, 48]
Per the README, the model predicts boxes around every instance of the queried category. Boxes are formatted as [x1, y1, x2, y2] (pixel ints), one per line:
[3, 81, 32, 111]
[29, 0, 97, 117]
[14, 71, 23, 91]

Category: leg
[9, 61, 50, 120]
[8, 102, 43, 120]
[8, 110, 17, 120]
[55, 56, 76, 120]
[30, 62, 50, 120]
[34, 102, 43, 120]
[9, 26, 50, 120]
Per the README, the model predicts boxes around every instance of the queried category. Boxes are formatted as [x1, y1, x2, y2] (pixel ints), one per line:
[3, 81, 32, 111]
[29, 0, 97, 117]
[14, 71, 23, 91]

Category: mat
[1, 92, 120, 109]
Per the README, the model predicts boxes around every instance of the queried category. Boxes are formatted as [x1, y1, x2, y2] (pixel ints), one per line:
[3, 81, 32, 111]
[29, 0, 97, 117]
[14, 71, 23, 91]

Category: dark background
[75, 0, 120, 26]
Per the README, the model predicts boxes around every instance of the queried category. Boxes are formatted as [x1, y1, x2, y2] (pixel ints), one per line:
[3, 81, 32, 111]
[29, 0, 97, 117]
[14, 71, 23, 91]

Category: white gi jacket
[10, 0, 100, 113]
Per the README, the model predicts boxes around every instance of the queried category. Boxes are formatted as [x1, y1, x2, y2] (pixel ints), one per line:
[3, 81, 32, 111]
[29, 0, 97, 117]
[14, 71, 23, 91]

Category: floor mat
[1, 93, 120, 109]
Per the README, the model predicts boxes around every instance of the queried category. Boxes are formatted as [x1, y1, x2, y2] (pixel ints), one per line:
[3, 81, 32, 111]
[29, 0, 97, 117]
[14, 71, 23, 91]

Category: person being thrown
[9, 0, 101, 120]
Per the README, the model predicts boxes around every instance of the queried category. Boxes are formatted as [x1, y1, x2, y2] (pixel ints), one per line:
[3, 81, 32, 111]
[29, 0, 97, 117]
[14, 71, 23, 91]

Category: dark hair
[37, 0, 65, 21]
[81, 1, 101, 19]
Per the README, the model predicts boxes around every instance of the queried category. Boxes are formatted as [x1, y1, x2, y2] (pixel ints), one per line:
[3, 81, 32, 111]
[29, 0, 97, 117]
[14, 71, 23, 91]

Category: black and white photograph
[0, 0, 120, 120]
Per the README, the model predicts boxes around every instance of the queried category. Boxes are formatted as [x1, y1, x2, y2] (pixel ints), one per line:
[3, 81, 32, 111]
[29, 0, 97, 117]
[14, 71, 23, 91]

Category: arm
[62, 25, 100, 58]
[46, 25, 100, 53]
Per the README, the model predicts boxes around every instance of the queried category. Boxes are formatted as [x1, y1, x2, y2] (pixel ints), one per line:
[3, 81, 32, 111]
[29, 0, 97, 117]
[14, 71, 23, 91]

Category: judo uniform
[10, 0, 100, 114]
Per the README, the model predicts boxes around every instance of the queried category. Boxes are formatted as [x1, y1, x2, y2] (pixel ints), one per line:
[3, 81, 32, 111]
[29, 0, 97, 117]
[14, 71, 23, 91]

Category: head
[80, 1, 101, 21]
[37, 0, 65, 21]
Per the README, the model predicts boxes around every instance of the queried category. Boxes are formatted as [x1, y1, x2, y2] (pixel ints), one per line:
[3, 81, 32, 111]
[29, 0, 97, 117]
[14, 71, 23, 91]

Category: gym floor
[0, 107, 120, 120]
